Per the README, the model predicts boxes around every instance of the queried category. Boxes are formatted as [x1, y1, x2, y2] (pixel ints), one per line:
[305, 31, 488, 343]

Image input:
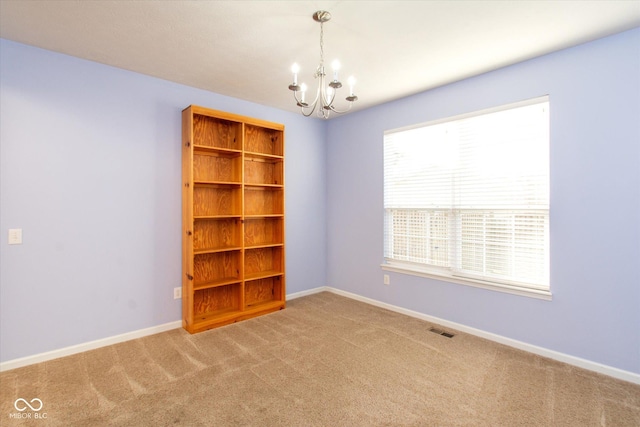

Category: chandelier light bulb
[291, 63, 300, 85]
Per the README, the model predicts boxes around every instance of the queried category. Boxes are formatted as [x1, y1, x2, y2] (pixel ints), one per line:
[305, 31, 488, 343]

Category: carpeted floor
[1, 291, 639, 426]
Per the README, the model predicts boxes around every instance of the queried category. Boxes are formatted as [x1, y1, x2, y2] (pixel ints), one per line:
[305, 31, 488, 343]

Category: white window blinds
[384, 97, 550, 292]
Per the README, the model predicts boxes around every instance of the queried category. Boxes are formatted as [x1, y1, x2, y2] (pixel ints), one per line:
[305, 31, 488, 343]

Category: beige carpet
[1, 292, 639, 426]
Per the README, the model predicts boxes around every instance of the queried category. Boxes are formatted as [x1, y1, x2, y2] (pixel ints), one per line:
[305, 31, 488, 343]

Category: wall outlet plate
[174, 287, 182, 299]
[8, 229, 22, 245]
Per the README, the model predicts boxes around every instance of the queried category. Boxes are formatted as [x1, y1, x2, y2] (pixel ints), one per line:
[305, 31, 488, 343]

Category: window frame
[382, 96, 551, 300]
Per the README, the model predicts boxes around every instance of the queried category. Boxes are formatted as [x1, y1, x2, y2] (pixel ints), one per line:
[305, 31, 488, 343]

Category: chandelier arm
[292, 83, 320, 114]
[301, 106, 316, 117]
[301, 96, 318, 116]
[292, 90, 302, 105]
[294, 95, 316, 117]
[308, 78, 322, 108]
[300, 82, 321, 116]
[298, 83, 321, 117]
[292, 90, 306, 107]
[327, 102, 354, 114]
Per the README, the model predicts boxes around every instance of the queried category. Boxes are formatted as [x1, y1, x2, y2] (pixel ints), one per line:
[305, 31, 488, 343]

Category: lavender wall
[2, 28, 639, 375]
[0, 39, 326, 363]
[326, 28, 640, 374]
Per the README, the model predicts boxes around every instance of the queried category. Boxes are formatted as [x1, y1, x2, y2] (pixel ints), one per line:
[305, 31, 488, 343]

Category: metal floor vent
[429, 327, 455, 338]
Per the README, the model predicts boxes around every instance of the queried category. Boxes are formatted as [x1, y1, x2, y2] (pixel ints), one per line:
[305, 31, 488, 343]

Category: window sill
[380, 263, 552, 301]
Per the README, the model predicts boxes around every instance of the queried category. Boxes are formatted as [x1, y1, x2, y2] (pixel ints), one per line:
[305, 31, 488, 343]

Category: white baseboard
[3, 286, 639, 386]
[322, 287, 640, 386]
[0, 321, 182, 372]
[287, 286, 330, 300]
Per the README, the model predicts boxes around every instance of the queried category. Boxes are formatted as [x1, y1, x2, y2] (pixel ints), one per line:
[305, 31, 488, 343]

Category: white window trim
[383, 95, 551, 301]
[381, 262, 552, 300]
[384, 95, 550, 136]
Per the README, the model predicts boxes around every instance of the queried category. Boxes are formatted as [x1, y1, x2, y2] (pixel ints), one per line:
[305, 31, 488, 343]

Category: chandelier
[288, 10, 358, 119]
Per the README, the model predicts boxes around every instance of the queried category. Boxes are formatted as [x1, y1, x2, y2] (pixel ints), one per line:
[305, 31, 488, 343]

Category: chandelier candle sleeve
[300, 83, 307, 104]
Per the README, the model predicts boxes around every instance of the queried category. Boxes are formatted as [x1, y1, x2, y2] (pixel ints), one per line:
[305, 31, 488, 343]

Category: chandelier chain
[319, 22, 324, 68]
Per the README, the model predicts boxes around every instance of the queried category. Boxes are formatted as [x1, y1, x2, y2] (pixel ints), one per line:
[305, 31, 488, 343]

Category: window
[383, 97, 550, 298]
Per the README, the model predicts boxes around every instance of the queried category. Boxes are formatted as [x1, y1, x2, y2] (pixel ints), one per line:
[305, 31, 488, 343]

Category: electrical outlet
[383, 274, 390, 285]
[173, 287, 182, 299]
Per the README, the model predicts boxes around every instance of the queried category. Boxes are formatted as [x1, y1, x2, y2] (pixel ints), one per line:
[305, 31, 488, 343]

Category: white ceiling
[1, 1, 639, 118]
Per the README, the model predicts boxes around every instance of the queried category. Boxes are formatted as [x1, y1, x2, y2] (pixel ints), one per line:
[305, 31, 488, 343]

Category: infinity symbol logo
[14, 398, 43, 412]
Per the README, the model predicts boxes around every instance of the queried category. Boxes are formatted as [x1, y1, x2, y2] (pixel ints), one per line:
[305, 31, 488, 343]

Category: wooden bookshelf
[182, 105, 285, 333]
